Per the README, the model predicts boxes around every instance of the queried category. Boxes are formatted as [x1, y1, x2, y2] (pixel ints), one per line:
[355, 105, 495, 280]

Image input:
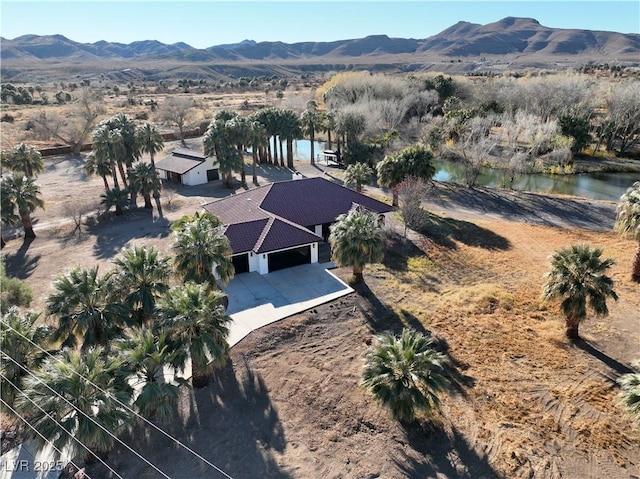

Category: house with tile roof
[155, 148, 219, 186]
[203, 177, 393, 275]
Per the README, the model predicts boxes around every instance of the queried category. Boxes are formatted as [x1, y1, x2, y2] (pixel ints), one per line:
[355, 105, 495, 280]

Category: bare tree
[397, 176, 430, 236]
[30, 88, 104, 155]
[63, 198, 99, 235]
[159, 97, 194, 145]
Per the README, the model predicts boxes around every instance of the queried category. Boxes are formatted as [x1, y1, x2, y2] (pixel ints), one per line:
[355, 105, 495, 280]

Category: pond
[288, 139, 638, 202]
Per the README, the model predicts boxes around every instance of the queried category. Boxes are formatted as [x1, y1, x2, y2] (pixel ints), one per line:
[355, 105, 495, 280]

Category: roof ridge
[254, 216, 275, 252]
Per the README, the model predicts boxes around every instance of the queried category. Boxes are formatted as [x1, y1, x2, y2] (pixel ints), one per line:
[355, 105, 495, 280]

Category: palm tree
[91, 124, 122, 190]
[618, 366, 640, 423]
[247, 117, 267, 184]
[377, 144, 435, 207]
[171, 212, 234, 288]
[321, 110, 336, 151]
[84, 151, 113, 194]
[1, 143, 44, 177]
[203, 118, 243, 189]
[116, 328, 182, 423]
[17, 347, 132, 463]
[543, 244, 618, 340]
[101, 187, 129, 215]
[280, 109, 303, 169]
[95, 114, 142, 189]
[362, 329, 449, 423]
[47, 266, 129, 350]
[301, 102, 320, 165]
[1, 190, 19, 248]
[224, 115, 251, 186]
[0, 307, 52, 408]
[0, 172, 45, 239]
[344, 162, 374, 193]
[138, 122, 164, 168]
[329, 207, 384, 282]
[157, 283, 231, 388]
[109, 246, 172, 326]
[128, 162, 162, 209]
[615, 181, 640, 282]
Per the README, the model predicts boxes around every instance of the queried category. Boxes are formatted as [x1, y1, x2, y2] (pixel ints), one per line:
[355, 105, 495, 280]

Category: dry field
[2, 148, 639, 478]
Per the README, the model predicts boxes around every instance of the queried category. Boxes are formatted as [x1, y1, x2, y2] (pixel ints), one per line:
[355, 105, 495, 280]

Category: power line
[0, 352, 173, 479]
[0, 319, 235, 479]
[0, 377, 112, 479]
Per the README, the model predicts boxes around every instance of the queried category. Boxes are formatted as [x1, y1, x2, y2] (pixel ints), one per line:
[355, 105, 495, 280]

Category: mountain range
[2, 17, 639, 82]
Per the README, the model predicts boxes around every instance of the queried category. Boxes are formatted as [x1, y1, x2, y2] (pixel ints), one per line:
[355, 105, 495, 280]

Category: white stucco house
[203, 177, 393, 275]
[155, 148, 219, 186]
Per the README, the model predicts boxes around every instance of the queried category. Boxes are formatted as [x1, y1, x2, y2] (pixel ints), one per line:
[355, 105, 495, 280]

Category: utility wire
[0, 353, 172, 479]
[0, 319, 235, 479]
[0, 377, 112, 479]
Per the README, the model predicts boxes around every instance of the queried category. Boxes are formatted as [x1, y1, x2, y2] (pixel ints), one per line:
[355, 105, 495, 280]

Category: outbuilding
[155, 148, 219, 186]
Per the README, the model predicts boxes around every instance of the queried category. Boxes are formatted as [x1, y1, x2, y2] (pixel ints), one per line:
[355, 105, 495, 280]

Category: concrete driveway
[224, 263, 353, 347]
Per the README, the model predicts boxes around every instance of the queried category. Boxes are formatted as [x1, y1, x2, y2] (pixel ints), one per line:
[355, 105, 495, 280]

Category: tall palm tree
[203, 118, 242, 189]
[301, 102, 320, 165]
[138, 122, 164, 167]
[128, 162, 162, 209]
[543, 244, 618, 340]
[344, 162, 373, 193]
[157, 283, 231, 388]
[253, 107, 278, 164]
[100, 187, 129, 216]
[362, 328, 449, 423]
[377, 144, 435, 207]
[84, 151, 113, 194]
[1, 143, 44, 177]
[615, 181, 640, 282]
[116, 328, 182, 423]
[0, 172, 45, 239]
[247, 117, 267, 184]
[171, 212, 234, 288]
[329, 207, 384, 282]
[321, 110, 336, 151]
[47, 266, 129, 350]
[17, 347, 132, 462]
[109, 246, 172, 326]
[224, 116, 251, 186]
[0, 307, 52, 408]
[91, 124, 122, 190]
[95, 114, 142, 189]
[280, 109, 302, 169]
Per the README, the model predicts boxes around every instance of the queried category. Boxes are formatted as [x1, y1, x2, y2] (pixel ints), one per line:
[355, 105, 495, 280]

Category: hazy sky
[1, 1, 638, 48]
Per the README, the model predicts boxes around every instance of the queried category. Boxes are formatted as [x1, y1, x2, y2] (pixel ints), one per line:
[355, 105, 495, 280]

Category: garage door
[232, 253, 250, 274]
[268, 246, 311, 273]
[207, 169, 220, 181]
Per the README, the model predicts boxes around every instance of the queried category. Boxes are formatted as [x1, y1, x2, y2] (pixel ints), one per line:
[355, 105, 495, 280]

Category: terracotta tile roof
[202, 177, 392, 254]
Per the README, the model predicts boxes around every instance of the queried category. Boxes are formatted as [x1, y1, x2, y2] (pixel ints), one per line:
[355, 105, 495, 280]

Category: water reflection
[289, 140, 637, 201]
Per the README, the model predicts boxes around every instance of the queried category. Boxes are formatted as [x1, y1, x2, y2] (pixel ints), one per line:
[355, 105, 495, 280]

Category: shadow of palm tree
[89, 358, 290, 479]
[4, 239, 40, 279]
[416, 210, 511, 251]
[381, 231, 427, 272]
[395, 423, 502, 478]
[574, 339, 635, 375]
[355, 282, 475, 397]
[87, 208, 171, 259]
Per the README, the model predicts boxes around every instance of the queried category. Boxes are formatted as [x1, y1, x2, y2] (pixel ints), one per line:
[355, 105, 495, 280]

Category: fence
[37, 128, 203, 157]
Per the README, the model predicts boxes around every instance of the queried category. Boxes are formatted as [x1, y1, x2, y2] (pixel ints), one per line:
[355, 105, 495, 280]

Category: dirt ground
[2, 146, 640, 479]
